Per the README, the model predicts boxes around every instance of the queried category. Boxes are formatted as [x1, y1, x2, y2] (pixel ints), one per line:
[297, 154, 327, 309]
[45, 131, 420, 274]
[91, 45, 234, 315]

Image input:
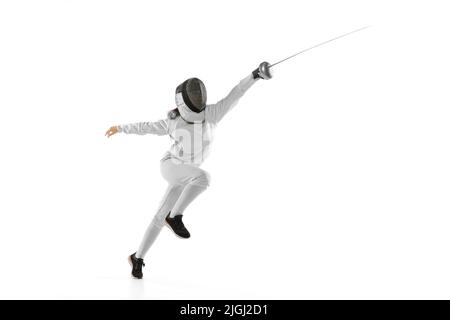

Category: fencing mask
[175, 78, 207, 113]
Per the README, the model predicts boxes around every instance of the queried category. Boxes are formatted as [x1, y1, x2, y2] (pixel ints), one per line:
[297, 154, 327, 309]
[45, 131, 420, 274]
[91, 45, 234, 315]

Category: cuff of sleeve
[117, 125, 123, 133]
[252, 68, 260, 80]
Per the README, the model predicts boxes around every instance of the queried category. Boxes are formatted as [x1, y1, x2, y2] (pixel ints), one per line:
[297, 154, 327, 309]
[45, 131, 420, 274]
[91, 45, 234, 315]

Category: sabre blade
[269, 26, 370, 68]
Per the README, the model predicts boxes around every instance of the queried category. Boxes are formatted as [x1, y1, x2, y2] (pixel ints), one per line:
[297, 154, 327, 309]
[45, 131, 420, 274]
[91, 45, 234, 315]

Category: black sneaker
[165, 213, 191, 239]
[128, 253, 145, 279]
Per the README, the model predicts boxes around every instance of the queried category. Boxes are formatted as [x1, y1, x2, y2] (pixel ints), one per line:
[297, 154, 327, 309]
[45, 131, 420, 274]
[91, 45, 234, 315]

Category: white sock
[136, 221, 163, 259]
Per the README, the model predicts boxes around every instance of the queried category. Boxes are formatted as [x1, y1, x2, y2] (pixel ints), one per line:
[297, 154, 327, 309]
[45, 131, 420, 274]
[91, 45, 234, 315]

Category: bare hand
[105, 126, 119, 138]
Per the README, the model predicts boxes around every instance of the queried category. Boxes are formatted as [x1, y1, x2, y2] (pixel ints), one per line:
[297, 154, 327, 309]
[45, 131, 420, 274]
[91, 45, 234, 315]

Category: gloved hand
[252, 61, 273, 80]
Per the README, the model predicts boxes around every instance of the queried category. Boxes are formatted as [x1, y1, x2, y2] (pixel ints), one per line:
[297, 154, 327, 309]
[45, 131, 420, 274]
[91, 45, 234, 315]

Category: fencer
[105, 62, 272, 279]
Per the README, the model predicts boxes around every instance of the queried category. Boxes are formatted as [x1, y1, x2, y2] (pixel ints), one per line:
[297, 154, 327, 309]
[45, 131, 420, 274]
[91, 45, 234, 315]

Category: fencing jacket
[118, 74, 258, 166]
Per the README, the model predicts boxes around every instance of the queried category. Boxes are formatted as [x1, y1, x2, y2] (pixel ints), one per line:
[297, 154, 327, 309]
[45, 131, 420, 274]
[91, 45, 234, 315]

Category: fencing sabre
[258, 26, 370, 75]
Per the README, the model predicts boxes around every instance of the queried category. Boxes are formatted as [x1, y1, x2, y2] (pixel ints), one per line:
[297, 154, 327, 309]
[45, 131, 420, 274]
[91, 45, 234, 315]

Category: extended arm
[118, 119, 169, 136]
[205, 62, 272, 124]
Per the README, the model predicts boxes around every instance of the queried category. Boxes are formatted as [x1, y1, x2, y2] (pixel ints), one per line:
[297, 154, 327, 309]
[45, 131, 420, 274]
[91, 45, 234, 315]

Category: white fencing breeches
[136, 159, 210, 259]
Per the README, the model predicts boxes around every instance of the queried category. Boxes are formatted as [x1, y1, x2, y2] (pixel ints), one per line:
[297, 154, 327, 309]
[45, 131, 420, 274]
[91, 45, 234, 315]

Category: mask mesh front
[176, 78, 207, 113]
[185, 78, 207, 111]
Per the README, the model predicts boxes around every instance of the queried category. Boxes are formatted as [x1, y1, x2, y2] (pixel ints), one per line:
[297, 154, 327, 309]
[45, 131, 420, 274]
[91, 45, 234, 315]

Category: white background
[0, 0, 449, 299]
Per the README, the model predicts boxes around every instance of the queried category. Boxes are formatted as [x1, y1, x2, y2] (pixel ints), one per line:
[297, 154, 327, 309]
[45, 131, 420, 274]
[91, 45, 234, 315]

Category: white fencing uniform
[118, 74, 258, 258]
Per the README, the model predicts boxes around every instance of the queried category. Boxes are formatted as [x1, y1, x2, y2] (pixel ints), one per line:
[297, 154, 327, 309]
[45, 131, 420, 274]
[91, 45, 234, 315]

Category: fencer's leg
[135, 184, 183, 259]
[135, 221, 162, 260]
[160, 160, 211, 238]
[164, 176, 210, 239]
[169, 171, 211, 218]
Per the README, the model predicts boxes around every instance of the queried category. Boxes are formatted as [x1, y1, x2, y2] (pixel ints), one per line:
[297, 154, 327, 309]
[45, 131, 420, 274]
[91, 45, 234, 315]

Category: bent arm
[118, 119, 169, 136]
[205, 74, 258, 124]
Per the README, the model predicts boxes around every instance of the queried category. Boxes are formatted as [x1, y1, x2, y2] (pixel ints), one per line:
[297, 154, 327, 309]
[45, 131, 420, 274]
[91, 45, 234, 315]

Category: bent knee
[191, 171, 211, 188]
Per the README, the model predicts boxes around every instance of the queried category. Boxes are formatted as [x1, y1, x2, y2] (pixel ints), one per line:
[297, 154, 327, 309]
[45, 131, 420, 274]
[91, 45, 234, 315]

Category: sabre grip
[252, 61, 272, 80]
